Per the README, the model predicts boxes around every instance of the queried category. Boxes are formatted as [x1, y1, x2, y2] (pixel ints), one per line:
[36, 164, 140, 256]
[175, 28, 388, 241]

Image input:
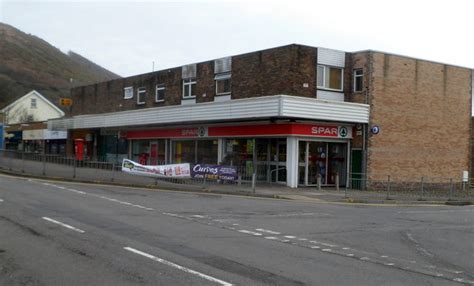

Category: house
[1, 90, 67, 153]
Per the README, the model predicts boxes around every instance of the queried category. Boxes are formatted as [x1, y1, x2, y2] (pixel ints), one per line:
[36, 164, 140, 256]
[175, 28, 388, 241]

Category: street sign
[59, 98, 73, 106]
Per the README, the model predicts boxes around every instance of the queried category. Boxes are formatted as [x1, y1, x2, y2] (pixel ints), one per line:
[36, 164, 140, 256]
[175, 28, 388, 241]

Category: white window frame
[155, 84, 165, 102]
[137, 87, 146, 105]
[317, 65, 344, 92]
[30, 98, 37, 109]
[215, 72, 231, 95]
[353, 68, 364, 92]
[124, 86, 133, 99]
[182, 78, 196, 99]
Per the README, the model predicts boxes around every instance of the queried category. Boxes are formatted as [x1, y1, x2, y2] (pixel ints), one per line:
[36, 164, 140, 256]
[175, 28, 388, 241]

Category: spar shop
[49, 95, 369, 188]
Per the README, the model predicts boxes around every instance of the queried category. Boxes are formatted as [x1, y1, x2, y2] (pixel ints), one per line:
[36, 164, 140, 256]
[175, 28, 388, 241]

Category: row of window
[124, 73, 232, 104]
[123, 68, 363, 104]
[316, 65, 364, 92]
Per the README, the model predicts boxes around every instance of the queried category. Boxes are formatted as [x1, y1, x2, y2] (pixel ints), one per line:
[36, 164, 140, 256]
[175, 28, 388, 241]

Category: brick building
[49, 44, 473, 188]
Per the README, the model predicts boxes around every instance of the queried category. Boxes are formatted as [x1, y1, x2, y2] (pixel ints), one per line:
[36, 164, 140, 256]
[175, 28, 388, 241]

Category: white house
[1, 90, 65, 124]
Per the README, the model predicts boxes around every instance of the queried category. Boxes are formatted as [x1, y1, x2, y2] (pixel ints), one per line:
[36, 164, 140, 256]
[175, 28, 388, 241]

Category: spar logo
[181, 126, 208, 137]
[339, 126, 348, 138]
[311, 126, 338, 137]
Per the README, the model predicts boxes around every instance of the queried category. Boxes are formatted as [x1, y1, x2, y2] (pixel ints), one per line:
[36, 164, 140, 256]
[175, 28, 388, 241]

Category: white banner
[121, 159, 191, 178]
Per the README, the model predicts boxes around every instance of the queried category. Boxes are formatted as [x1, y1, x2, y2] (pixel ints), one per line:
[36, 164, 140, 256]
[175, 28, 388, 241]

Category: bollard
[21, 151, 25, 173]
[419, 176, 424, 201]
[344, 181, 348, 199]
[238, 175, 242, 186]
[386, 175, 391, 200]
[449, 178, 453, 200]
[252, 173, 256, 194]
[111, 162, 115, 182]
[317, 174, 322, 191]
[73, 158, 76, 179]
[42, 154, 46, 176]
[9, 151, 12, 171]
[335, 173, 340, 191]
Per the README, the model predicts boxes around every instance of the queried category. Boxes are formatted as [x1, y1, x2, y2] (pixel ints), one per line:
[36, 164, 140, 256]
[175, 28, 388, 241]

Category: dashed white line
[342, 247, 350, 250]
[310, 246, 320, 249]
[360, 257, 370, 261]
[385, 263, 395, 266]
[238, 230, 262, 236]
[381, 255, 389, 258]
[298, 238, 308, 241]
[264, 236, 278, 240]
[255, 229, 280, 235]
[346, 254, 354, 257]
[284, 235, 297, 239]
[0, 198, 3, 202]
[191, 215, 205, 218]
[321, 249, 332, 252]
[42, 217, 85, 233]
[124, 247, 233, 286]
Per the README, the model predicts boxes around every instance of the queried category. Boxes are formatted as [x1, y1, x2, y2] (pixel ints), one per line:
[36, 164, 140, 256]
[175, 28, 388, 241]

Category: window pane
[328, 67, 342, 90]
[190, 82, 196, 97]
[197, 140, 218, 164]
[174, 140, 195, 164]
[184, 85, 190, 97]
[317, 65, 324, 87]
[156, 88, 165, 101]
[217, 78, 231, 94]
[355, 76, 363, 92]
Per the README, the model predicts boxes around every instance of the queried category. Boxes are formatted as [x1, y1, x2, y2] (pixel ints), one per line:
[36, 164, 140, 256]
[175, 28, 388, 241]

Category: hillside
[0, 22, 120, 109]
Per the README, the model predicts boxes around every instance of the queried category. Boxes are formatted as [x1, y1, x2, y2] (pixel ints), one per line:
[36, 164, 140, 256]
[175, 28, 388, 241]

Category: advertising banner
[121, 159, 191, 178]
[192, 164, 238, 181]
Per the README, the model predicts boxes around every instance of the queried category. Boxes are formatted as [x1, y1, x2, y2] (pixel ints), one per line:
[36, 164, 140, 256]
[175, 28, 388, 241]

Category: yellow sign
[59, 98, 73, 106]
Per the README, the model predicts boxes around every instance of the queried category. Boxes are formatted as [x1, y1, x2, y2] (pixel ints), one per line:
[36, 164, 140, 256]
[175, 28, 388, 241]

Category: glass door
[298, 140, 347, 187]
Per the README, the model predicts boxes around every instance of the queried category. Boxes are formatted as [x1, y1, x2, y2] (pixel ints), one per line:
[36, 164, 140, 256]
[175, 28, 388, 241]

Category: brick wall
[365, 52, 472, 181]
[69, 44, 320, 116]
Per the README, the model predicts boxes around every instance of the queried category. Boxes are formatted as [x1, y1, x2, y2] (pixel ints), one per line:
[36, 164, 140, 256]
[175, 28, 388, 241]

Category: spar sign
[122, 159, 191, 178]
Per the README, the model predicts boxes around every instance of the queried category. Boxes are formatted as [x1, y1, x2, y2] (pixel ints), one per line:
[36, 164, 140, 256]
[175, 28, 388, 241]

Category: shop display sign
[192, 164, 238, 181]
[122, 159, 191, 178]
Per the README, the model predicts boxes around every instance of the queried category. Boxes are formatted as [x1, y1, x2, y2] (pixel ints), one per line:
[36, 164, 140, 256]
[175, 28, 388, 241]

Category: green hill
[0, 22, 120, 109]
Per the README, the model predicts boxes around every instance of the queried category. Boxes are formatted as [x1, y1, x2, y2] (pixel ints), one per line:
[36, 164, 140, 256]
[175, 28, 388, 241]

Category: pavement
[0, 157, 473, 206]
[1, 173, 474, 285]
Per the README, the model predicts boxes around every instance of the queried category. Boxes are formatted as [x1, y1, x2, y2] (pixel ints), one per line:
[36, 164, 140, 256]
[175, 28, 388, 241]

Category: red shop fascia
[124, 122, 353, 140]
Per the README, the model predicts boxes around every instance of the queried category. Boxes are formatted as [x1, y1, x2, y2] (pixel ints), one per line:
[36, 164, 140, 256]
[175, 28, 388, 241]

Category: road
[0, 173, 473, 286]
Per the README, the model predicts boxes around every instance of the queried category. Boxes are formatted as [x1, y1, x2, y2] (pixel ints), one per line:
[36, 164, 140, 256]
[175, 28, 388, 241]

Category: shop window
[155, 84, 165, 102]
[183, 78, 196, 98]
[137, 87, 146, 105]
[353, 69, 364, 92]
[30, 98, 37, 109]
[124, 86, 133, 99]
[215, 72, 231, 95]
[317, 65, 343, 91]
[172, 140, 217, 165]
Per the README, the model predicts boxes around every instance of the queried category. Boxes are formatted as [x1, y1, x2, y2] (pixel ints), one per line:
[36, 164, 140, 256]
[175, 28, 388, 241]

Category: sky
[1, 0, 474, 77]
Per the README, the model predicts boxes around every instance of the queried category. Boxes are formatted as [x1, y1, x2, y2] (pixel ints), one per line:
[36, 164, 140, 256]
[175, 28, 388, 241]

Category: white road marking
[346, 254, 354, 257]
[284, 235, 296, 239]
[238, 230, 262, 236]
[191, 215, 205, 218]
[320, 242, 337, 247]
[310, 246, 320, 249]
[385, 263, 395, 266]
[342, 247, 350, 250]
[0, 198, 3, 202]
[232, 223, 239, 226]
[400, 209, 474, 214]
[124, 247, 233, 286]
[41, 182, 154, 211]
[381, 255, 388, 258]
[360, 257, 370, 261]
[298, 238, 308, 241]
[255, 229, 280, 235]
[321, 249, 332, 252]
[264, 236, 278, 240]
[42, 217, 85, 233]
[280, 239, 290, 243]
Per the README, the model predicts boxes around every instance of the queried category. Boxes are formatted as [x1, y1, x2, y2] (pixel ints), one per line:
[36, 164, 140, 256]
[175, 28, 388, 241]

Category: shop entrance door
[298, 141, 348, 187]
[269, 139, 286, 183]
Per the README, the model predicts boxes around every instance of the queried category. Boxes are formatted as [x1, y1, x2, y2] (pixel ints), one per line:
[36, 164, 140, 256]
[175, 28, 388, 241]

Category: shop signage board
[121, 159, 191, 178]
[126, 123, 353, 139]
[192, 164, 238, 181]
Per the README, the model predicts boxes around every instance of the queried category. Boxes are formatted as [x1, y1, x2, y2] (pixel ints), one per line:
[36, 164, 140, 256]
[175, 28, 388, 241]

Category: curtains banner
[122, 159, 191, 178]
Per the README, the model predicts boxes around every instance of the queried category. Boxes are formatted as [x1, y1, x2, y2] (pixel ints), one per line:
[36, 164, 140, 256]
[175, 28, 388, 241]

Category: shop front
[125, 122, 352, 188]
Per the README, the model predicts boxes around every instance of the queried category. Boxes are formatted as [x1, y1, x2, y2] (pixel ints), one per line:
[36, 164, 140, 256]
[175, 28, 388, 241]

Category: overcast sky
[1, 0, 473, 77]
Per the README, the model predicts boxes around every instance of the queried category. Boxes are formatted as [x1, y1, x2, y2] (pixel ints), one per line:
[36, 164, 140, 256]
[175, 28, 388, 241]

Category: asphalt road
[0, 173, 473, 286]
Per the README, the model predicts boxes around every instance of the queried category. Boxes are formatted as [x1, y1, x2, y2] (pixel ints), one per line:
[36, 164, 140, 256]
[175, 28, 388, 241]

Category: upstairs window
[353, 69, 364, 92]
[317, 65, 343, 91]
[215, 72, 231, 95]
[183, 78, 196, 98]
[137, 87, 146, 105]
[30, 98, 37, 109]
[124, 86, 133, 99]
[155, 84, 165, 102]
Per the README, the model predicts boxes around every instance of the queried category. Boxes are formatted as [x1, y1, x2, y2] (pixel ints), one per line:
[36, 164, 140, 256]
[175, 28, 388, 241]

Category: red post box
[74, 138, 84, 161]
